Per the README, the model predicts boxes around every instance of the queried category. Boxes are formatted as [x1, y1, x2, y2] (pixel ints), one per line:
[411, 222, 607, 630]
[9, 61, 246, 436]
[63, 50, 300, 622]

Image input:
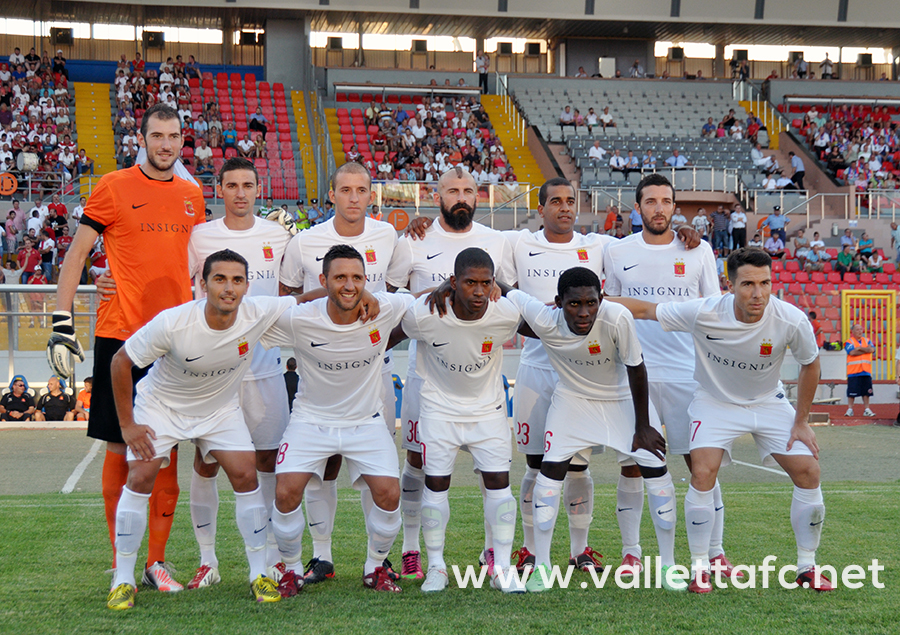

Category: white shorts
[513, 364, 557, 455]
[240, 374, 290, 450]
[544, 393, 666, 468]
[381, 365, 395, 437]
[400, 374, 423, 452]
[127, 393, 254, 468]
[419, 412, 512, 477]
[275, 417, 399, 489]
[688, 390, 813, 468]
[649, 380, 697, 456]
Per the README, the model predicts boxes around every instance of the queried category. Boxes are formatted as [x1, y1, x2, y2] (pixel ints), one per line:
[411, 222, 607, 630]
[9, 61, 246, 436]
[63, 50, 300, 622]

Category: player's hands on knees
[787, 421, 819, 460]
[632, 427, 667, 461]
[95, 269, 117, 301]
[359, 289, 381, 322]
[122, 423, 158, 462]
[404, 216, 432, 240]
[676, 226, 702, 250]
[426, 279, 453, 316]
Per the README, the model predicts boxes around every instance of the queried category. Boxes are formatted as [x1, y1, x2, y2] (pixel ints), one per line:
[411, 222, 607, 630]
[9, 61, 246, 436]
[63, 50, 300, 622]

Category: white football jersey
[125, 296, 295, 418]
[506, 229, 612, 370]
[188, 217, 292, 380]
[507, 290, 643, 400]
[656, 294, 819, 405]
[280, 217, 399, 293]
[603, 232, 719, 383]
[401, 295, 521, 421]
[260, 293, 415, 426]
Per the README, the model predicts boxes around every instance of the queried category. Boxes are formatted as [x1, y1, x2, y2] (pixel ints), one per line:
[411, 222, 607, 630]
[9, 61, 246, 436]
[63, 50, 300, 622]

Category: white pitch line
[60, 439, 103, 494]
[731, 459, 789, 476]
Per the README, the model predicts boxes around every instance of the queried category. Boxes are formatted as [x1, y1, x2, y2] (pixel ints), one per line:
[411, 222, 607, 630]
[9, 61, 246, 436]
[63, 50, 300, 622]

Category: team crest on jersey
[262, 243, 274, 262]
[481, 338, 494, 355]
[365, 246, 377, 264]
[238, 338, 250, 357]
[588, 340, 601, 355]
[369, 328, 381, 345]
[577, 249, 589, 262]
[674, 259, 686, 277]
[759, 339, 773, 357]
[184, 199, 195, 217]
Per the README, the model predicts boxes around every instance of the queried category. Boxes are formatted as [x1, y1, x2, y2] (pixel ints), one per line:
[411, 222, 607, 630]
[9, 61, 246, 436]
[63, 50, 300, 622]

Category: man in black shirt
[0, 375, 35, 421]
[283, 357, 299, 412]
[35, 375, 75, 421]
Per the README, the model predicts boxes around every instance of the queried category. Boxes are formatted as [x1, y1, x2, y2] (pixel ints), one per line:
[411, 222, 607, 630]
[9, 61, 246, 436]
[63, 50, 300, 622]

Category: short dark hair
[322, 244, 364, 278]
[140, 103, 181, 138]
[454, 247, 494, 279]
[84, 376, 93, 384]
[809, 311, 817, 319]
[538, 177, 574, 206]
[726, 247, 772, 281]
[330, 161, 372, 191]
[558, 266, 602, 298]
[218, 157, 258, 185]
[635, 173, 675, 206]
[202, 248, 248, 281]
[286, 357, 297, 371]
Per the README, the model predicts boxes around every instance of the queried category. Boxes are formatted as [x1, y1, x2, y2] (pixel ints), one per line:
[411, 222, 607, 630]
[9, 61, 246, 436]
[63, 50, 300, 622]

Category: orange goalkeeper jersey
[81, 166, 204, 339]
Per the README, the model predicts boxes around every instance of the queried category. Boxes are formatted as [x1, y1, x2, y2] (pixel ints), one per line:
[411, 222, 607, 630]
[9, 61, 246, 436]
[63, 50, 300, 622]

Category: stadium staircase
[740, 99, 784, 149]
[325, 107, 345, 168]
[291, 90, 319, 199]
[74, 83, 116, 175]
[481, 95, 545, 208]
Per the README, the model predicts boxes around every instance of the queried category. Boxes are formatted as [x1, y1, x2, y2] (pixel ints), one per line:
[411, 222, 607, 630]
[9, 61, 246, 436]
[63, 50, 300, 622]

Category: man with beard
[49, 104, 204, 592]
[603, 173, 732, 585]
[385, 167, 515, 579]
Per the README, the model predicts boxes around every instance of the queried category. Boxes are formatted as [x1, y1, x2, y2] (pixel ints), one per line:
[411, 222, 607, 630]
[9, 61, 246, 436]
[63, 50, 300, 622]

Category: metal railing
[732, 79, 793, 138]
[495, 73, 527, 146]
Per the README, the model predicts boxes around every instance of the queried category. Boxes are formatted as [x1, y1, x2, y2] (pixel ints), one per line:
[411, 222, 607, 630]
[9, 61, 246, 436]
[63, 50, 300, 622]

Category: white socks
[305, 479, 337, 563]
[709, 480, 725, 559]
[476, 471, 494, 551]
[257, 470, 279, 568]
[190, 471, 219, 568]
[791, 485, 825, 570]
[684, 485, 715, 572]
[271, 503, 305, 573]
[564, 469, 593, 557]
[645, 473, 677, 567]
[365, 504, 401, 575]
[616, 475, 644, 559]
[532, 474, 563, 568]
[484, 486, 517, 570]
[519, 466, 539, 552]
[421, 487, 449, 570]
[113, 487, 149, 588]
[400, 461, 425, 553]
[234, 487, 268, 582]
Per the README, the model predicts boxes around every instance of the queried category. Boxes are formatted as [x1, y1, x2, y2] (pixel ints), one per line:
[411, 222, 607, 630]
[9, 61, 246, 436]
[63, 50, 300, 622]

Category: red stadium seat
[826, 248, 838, 259]
[803, 283, 819, 295]
[771, 260, 784, 273]
[826, 272, 842, 284]
[860, 273, 874, 284]
[795, 271, 809, 283]
[884, 263, 896, 274]
[821, 283, 837, 294]
[876, 273, 890, 285]
[772, 282, 785, 295]
[824, 308, 840, 321]
[212, 148, 223, 158]
[348, 93, 360, 102]
[224, 147, 238, 159]
[843, 273, 858, 283]
[230, 72, 241, 82]
[785, 261, 800, 272]
[787, 283, 803, 295]
[815, 294, 832, 308]
[810, 272, 826, 283]
[181, 147, 194, 159]
[188, 78, 200, 88]
[336, 93, 348, 102]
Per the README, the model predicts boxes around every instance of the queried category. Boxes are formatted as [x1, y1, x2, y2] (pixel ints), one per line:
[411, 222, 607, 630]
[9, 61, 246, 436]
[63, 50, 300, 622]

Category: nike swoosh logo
[569, 501, 582, 507]
[402, 488, 417, 493]
[196, 523, 211, 529]
[706, 335, 724, 340]
[714, 506, 724, 512]
[426, 253, 442, 260]
[185, 356, 203, 362]
[657, 508, 673, 515]
[309, 521, 324, 527]
[809, 520, 824, 526]
[623, 264, 639, 271]
[617, 507, 632, 512]
[528, 251, 545, 257]
[432, 342, 448, 347]
[534, 504, 548, 509]
[315, 256, 325, 261]
[131, 203, 148, 209]
[310, 342, 328, 347]
[116, 532, 131, 536]
[691, 520, 709, 525]
[253, 526, 266, 533]
[162, 512, 174, 517]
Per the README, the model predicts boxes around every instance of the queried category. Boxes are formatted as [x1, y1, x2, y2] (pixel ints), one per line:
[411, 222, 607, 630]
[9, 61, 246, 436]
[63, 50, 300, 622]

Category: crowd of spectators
[343, 96, 516, 184]
[0, 373, 90, 422]
[794, 103, 900, 192]
[0, 46, 87, 198]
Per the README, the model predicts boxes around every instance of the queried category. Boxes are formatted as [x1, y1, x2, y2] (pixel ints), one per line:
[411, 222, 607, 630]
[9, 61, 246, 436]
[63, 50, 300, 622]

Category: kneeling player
[612, 248, 831, 592]
[501, 268, 681, 592]
[106, 250, 295, 610]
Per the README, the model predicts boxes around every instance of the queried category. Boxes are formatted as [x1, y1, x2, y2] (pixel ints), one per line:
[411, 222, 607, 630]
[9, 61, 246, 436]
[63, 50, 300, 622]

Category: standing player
[395, 248, 523, 593]
[278, 161, 400, 584]
[184, 157, 293, 588]
[611, 248, 830, 592]
[265, 245, 416, 595]
[385, 167, 515, 579]
[498, 268, 674, 592]
[106, 250, 295, 609]
[504, 177, 612, 573]
[602, 173, 735, 578]
[48, 104, 204, 591]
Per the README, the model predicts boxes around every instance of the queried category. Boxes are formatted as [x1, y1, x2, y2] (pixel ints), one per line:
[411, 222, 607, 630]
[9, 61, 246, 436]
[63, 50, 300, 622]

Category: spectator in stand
[56, 224, 72, 268]
[629, 59, 645, 78]
[748, 232, 764, 248]
[194, 113, 208, 141]
[47, 193, 66, 220]
[34, 375, 75, 422]
[26, 264, 48, 326]
[52, 50, 67, 80]
[840, 228, 855, 250]
[24, 47, 40, 73]
[195, 157, 215, 184]
[671, 206, 687, 230]
[253, 133, 265, 158]
[665, 149, 690, 168]
[184, 55, 200, 80]
[751, 142, 777, 172]
[584, 107, 599, 133]
[249, 106, 268, 137]
[789, 151, 806, 190]
[730, 204, 747, 249]
[475, 51, 490, 93]
[793, 228, 811, 267]
[9, 47, 24, 68]
[37, 228, 54, 281]
[710, 205, 731, 255]
[891, 222, 900, 264]
[701, 117, 716, 137]
[642, 148, 656, 169]
[194, 137, 212, 165]
[559, 105, 576, 133]
[76, 148, 93, 176]
[835, 244, 858, 279]
[74, 376, 92, 421]
[692, 208, 710, 240]
[819, 53, 834, 79]
[624, 150, 640, 175]
[805, 244, 825, 272]
[764, 233, 786, 260]
[608, 148, 627, 174]
[599, 106, 616, 129]
[573, 66, 588, 78]
[237, 133, 254, 158]
[222, 122, 237, 151]
[794, 54, 808, 79]
[857, 232, 874, 259]
[0, 375, 35, 421]
[761, 205, 789, 242]
[588, 139, 606, 165]
[867, 251, 885, 273]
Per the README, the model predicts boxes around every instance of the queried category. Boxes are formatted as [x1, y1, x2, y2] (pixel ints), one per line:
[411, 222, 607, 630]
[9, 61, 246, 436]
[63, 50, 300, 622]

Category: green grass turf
[0, 481, 897, 634]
